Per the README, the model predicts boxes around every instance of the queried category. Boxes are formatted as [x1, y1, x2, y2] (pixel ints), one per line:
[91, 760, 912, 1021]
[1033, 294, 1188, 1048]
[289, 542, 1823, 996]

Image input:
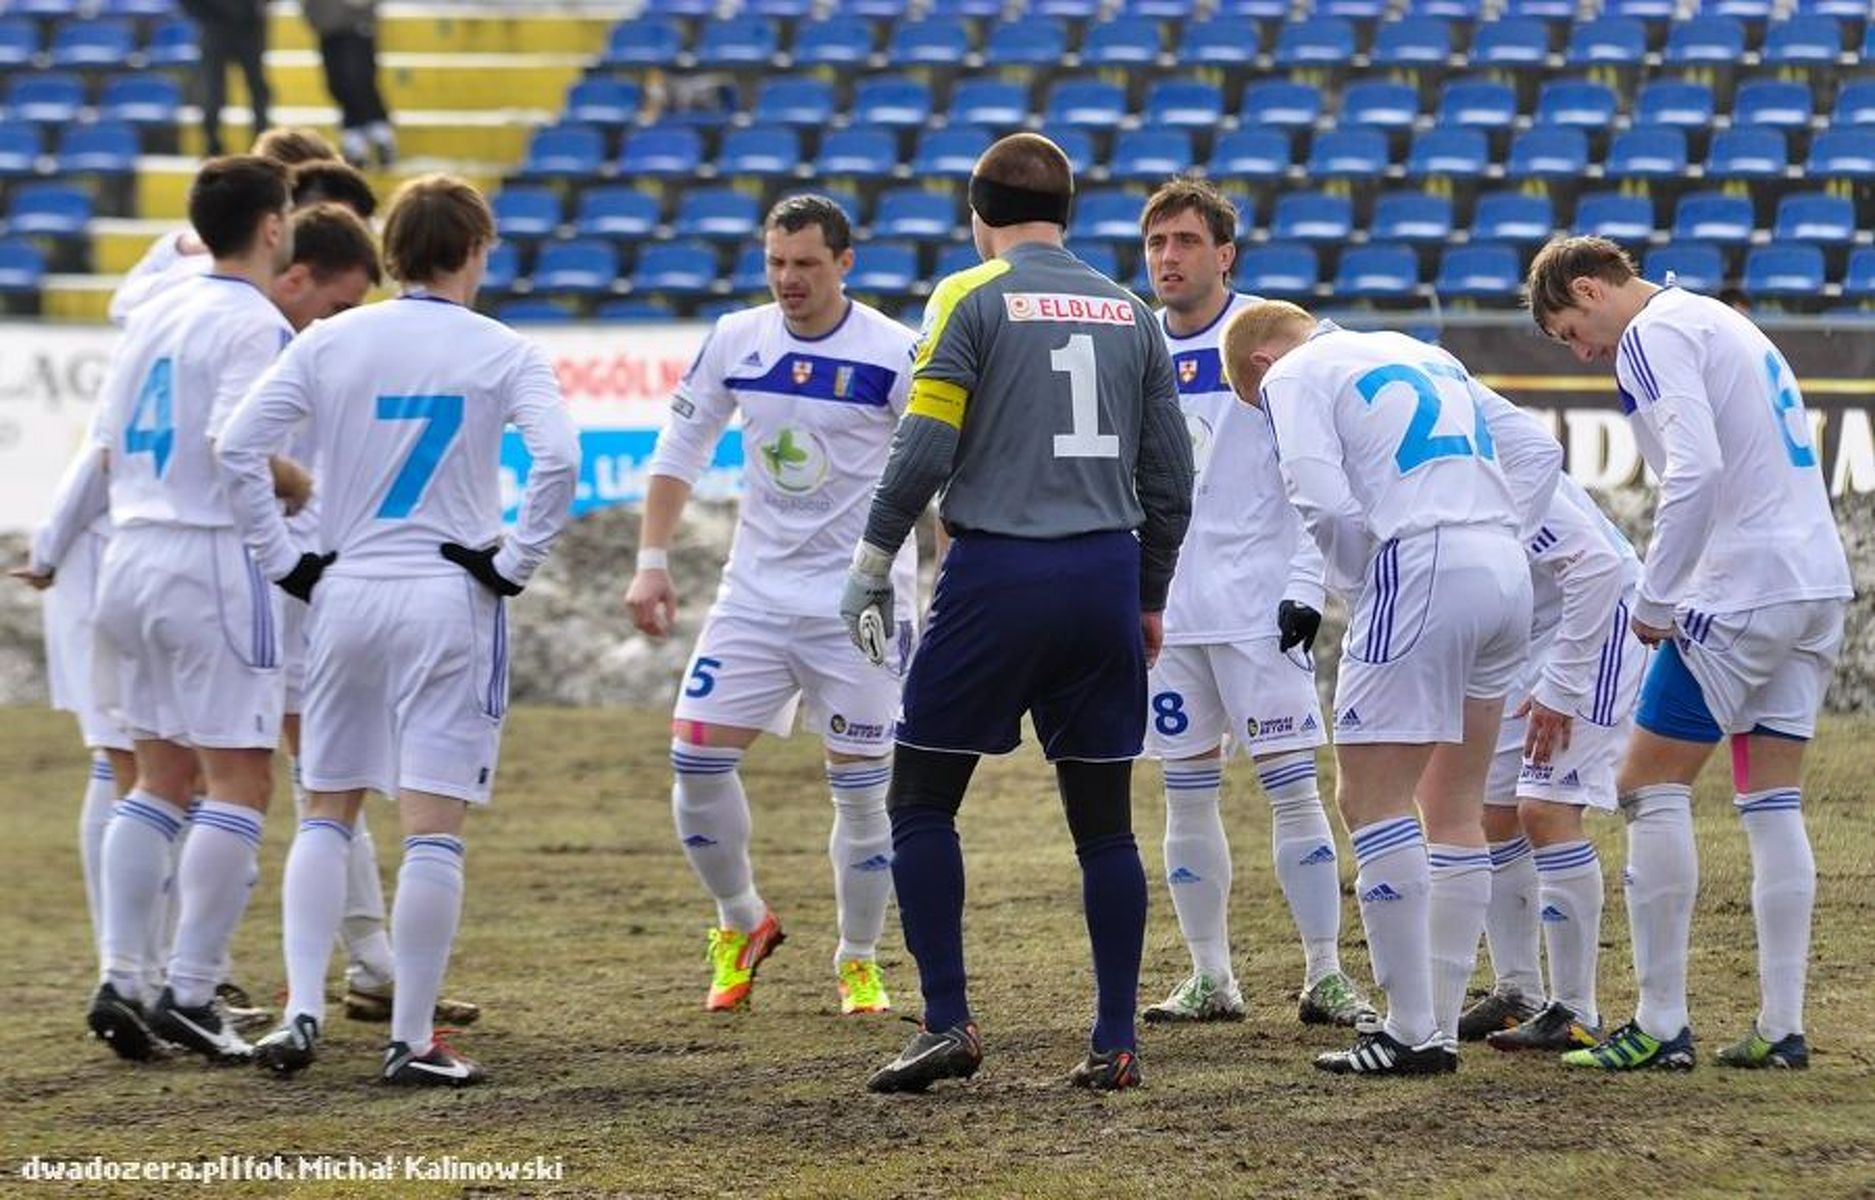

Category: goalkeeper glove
[840, 543, 895, 667]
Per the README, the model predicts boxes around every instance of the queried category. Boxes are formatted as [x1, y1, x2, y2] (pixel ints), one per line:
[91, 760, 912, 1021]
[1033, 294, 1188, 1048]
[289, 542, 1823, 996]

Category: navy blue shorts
[896, 530, 1146, 762]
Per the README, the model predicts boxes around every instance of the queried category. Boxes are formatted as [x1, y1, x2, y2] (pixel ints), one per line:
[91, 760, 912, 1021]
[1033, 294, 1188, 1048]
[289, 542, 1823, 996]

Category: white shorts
[1487, 615, 1650, 810]
[1144, 639, 1327, 760]
[282, 593, 308, 715]
[301, 573, 508, 805]
[92, 525, 284, 750]
[42, 526, 132, 752]
[672, 606, 910, 757]
[1333, 526, 1533, 746]
[1676, 598, 1846, 739]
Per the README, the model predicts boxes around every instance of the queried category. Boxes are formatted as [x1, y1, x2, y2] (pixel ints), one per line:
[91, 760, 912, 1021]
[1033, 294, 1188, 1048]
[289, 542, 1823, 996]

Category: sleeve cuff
[1281, 580, 1327, 614]
[492, 546, 532, 588]
[1531, 675, 1587, 716]
[1631, 595, 1676, 630]
[260, 543, 303, 582]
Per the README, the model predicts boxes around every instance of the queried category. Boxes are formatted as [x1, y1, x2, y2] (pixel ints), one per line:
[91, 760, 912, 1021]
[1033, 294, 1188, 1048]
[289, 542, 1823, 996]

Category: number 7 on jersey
[374, 394, 464, 519]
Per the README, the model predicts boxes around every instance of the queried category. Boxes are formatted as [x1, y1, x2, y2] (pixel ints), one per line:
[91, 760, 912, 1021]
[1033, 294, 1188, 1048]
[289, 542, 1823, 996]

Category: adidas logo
[1301, 713, 1319, 733]
[1299, 844, 1337, 866]
[852, 854, 893, 873]
[1540, 904, 1569, 923]
[1361, 882, 1403, 903]
[1337, 708, 1362, 729]
[1559, 770, 1581, 787]
[682, 834, 719, 848]
[1167, 866, 1203, 885]
[739, 351, 763, 369]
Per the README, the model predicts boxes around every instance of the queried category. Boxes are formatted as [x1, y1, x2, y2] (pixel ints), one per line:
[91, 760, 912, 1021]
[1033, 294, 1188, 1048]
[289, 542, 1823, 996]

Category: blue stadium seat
[9, 183, 92, 235]
[694, 19, 779, 67]
[1341, 80, 1420, 129]
[1635, 81, 1714, 129]
[850, 241, 919, 292]
[1665, 17, 1746, 64]
[1611, 0, 1675, 15]
[1565, 17, 1646, 66]
[602, 18, 684, 68]
[596, 299, 674, 323]
[718, 125, 801, 176]
[1842, 247, 1875, 298]
[0, 19, 38, 68]
[522, 124, 604, 177]
[753, 78, 835, 127]
[1643, 243, 1725, 292]
[0, 124, 41, 176]
[912, 127, 990, 179]
[642, 0, 714, 17]
[1046, 78, 1128, 129]
[1238, 242, 1319, 298]
[927, 0, 1009, 13]
[1473, 19, 1550, 67]
[481, 242, 520, 291]
[1672, 192, 1756, 244]
[492, 187, 561, 239]
[1404, 0, 1482, 16]
[1122, 0, 1198, 17]
[1307, 128, 1390, 176]
[728, 245, 766, 292]
[1371, 17, 1452, 65]
[949, 79, 1028, 129]
[533, 240, 621, 295]
[1807, 129, 1875, 176]
[1034, 0, 1099, 16]
[632, 240, 717, 295]
[1071, 191, 1147, 242]
[0, 237, 44, 292]
[144, 19, 198, 66]
[1040, 127, 1097, 173]
[57, 120, 137, 173]
[1714, 0, 1775, 17]
[795, 20, 872, 65]
[8, 0, 81, 14]
[1795, 0, 1869, 17]
[1707, 129, 1789, 179]
[1833, 81, 1875, 126]
[1437, 78, 1518, 130]
[1744, 245, 1827, 296]
[498, 300, 576, 325]
[833, 0, 915, 17]
[1318, 0, 1387, 18]
[1110, 127, 1193, 180]
[874, 189, 956, 239]
[1273, 18, 1356, 65]
[575, 187, 661, 238]
[1774, 193, 1855, 243]
[49, 19, 133, 68]
[1435, 243, 1522, 298]
[1575, 192, 1655, 240]
[1505, 0, 1577, 19]
[814, 129, 898, 177]
[934, 242, 981, 280]
[1145, 80, 1223, 127]
[1241, 80, 1324, 129]
[1506, 127, 1589, 178]
[1406, 127, 1490, 176]
[1177, 18, 1260, 65]
[1471, 191, 1554, 242]
[7, 74, 85, 123]
[99, 74, 181, 124]
[1209, 128, 1293, 178]
[673, 188, 759, 240]
[749, 0, 813, 17]
[1272, 191, 1354, 241]
[888, 18, 970, 66]
[853, 76, 932, 127]
[1536, 79, 1618, 127]
[1084, 17, 1163, 64]
[1606, 125, 1688, 177]
[1370, 191, 1454, 243]
[565, 78, 640, 127]
[984, 18, 1067, 65]
[1733, 81, 1814, 129]
[1763, 16, 1844, 63]
[1335, 244, 1420, 298]
[1217, 0, 1292, 15]
[619, 125, 703, 176]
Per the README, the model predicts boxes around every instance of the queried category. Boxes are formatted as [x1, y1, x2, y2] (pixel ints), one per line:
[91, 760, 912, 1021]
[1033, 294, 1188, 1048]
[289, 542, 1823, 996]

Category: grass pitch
[3, 706, 1874, 1198]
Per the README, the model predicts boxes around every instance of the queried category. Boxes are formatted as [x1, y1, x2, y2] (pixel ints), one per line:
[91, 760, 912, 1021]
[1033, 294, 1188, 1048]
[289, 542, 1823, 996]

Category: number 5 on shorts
[374, 394, 464, 519]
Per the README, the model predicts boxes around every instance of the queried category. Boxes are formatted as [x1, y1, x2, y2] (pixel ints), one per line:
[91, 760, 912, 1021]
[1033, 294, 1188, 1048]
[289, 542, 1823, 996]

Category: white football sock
[1428, 844, 1493, 1045]
[1623, 784, 1698, 1040]
[79, 755, 116, 961]
[827, 759, 895, 965]
[282, 818, 353, 1024]
[1737, 789, 1814, 1042]
[1483, 835, 1543, 1001]
[1351, 816, 1436, 1046]
[99, 790, 187, 999]
[343, 811, 394, 990]
[392, 835, 465, 1054]
[167, 800, 263, 1009]
[1261, 751, 1341, 985]
[671, 742, 765, 933]
[1162, 761, 1232, 981]
[1533, 839, 1603, 1025]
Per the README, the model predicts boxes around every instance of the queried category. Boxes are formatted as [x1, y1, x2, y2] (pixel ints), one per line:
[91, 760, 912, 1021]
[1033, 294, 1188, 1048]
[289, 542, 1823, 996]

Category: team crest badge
[1178, 358, 1198, 385]
[792, 358, 813, 386]
[834, 365, 853, 397]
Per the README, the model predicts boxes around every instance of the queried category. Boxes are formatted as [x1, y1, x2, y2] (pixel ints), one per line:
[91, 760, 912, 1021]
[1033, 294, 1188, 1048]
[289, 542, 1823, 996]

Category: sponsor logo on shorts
[1519, 763, 1554, 785]
[1558, 769, 1581, 788]
[1246, 715, 1297, 741]
[1003, 293, 1137, 325]
[1361, 882, 1403, 903]
[1336, 708, 1362, 730]
[829, 714, 887, 741]
[830, 714, 846, 734]
[1167, 866, 1203, 885]
[1540, 905, 1569, 923]
[1301, 713, 1319, 733]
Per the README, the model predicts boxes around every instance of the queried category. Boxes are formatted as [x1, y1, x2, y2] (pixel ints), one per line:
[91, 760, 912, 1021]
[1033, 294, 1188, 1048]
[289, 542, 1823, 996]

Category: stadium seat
[481, 242, 520, 291]
[1083, 17, 1163, 64]
[619, 126, 703, 176]
[1611, 0, 1675, 16]
[1335, 244, 1421, 298]
[1774, 193, 1856, 243]
[1341, 81, 1420, 129]
[1842, 247, 1875, 297]
[1734, 81, 1815, 129]
[492, 188, 561, 239]
[1035, 0, 1099, 17]
[1744, 245, 1827, 296]
[1565, 17, 1646, 66]
[934, 242, 980, 280]
[1040, 127, 1096, 174]
[1071, 191, 1147, 242]
[1606, 125, 1689, 177]
[1145, 81, 1224, 128]
[1370, 191, 1454, 243]
[575, 188, 660, 238]
[1273, 18, 1356, 66]
[8, 183, 92, 235]
[718, 125, 801, 177]
[0, 237, 46, 291]
[1110, 128, 1193, 181]
[1272, 191, 1354, 241]
[1665, 17, 1746, 64]
[927, 0, 1004, 14]
[1836, 81, 1875, 127]
[0, 124, 41, 176]
[56, 120, 137, 173]
[522, 124, 604, 178]
[1763, 16, 1844, 63]
[1406, 127, 1490, 176]
[673, 189, 759, 240]
[849, 241, 919, 292]
[1307, 128, 1390, 176]
[632, 240, 717, 294]
[99, 74, 181, 124]
[1405, 0, 1483, 16]
[1713, 0, 1776, 17]
[749, 0, 813, 17]
[596, 298, 673, 322]
[1471, 191, 1554, 243]
[1807, 129, 1875, 176]
[1046, 79, 1128, 129]
[144, 19, 198, 66]
[1241, 81, 1324, 129]
[1635, 81, 1715, 129]
[48, 19, 133, 68]
[814, 129, 898, 177]
[983, 18, 1067, 65]
[498, 300, 576, 325]
[833, 0, 913, 17]
[1707, 128, 1789, 179]
[1505, 127, 1590, 178]
[753, 78, 836, 128]
[795, 20, 872, 65]
[1643, 243, 1725, 292]
[888, 18, 970, 66]
[1210, 129, 1293, 178]
[853, 76, 932, 128]
[1437, 78, 1518, 130]
[602, 18, 685, 68]
[1177, 18, 1260, 65]
[949, 79, 1029, 129]
[1238, 242, 1319, 298]
[728, 244, 766, 292]
[1218, 0, 1292, 15]
[8, 0, 83, 14]
[1319, 0, 1387, 18]
[1506, 0, 1578, 19]
[7, 74, 86, 123]
[694, 19, 779, 67]
[1536, 79, 1619, 127]
[565, 79, 641, 127]
[873, 189, 956, 239]
[911, 127, 991, 179]
[1672, 192, 1756, 244]
[1473, 19, 1550, 67]
[1435, 243, 1522, 298]
[1370, 17, 1452, 65]
[1122, 0, 1198, 17]
[532, 240, 620, 295]
[1575, 192, 1656, 240]
[0, 18, 38, 68]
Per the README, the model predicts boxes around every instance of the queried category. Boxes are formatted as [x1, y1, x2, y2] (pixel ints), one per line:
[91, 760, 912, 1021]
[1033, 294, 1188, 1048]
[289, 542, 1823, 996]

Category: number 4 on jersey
[123, 357, 174, 478]
[374, 394, 464, 519]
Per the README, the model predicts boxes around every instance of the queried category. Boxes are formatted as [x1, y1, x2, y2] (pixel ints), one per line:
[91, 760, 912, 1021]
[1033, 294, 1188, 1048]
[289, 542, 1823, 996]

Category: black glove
[1277, 600, 1321, 654]
[440, 542, 523, 597]
[276, 551, 336, 603]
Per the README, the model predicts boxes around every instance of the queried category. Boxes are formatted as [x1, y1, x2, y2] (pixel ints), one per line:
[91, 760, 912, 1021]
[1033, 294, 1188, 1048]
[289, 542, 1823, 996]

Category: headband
[969, 175, 1072, 228]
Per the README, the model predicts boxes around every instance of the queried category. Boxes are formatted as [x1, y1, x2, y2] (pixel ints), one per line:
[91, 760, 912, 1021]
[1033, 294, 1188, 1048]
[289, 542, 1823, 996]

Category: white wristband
[638, 547, 670, 571]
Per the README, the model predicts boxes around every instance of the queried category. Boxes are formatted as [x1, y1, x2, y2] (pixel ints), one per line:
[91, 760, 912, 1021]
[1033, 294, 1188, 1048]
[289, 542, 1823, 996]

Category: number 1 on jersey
[1051, 334, 1119, 459]
[374, 394, 464, 519]
[123, 356, 174, 478]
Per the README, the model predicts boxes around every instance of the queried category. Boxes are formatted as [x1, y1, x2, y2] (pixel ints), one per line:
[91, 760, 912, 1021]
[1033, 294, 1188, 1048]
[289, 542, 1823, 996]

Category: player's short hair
[1139, 175, 1237, 248]
[290, 202, 381, 286]
[1219, 300, 1315, 390]
[764, 194, 852, 255]
[291, 160, 377, 219]
[251, 127, 338, 166]
[188, 155, 291, 259]
[1524, 235, 1639, 330]
[381, 173, 495, 285]
[971, 133, 1073, 227]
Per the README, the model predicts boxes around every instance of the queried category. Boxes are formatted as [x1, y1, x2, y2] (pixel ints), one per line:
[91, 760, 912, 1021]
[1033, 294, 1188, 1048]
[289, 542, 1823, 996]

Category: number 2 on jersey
[1355, 362, 1496, 474]
[1764, 350, 1817, 469]
[123, 357, 174, 478]
[374, 394, 464, 519]
[1050, 334, 1119, 459]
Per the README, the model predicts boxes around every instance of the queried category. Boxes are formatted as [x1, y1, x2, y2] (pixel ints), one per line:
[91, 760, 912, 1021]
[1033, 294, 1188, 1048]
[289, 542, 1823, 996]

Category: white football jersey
[109, 228, 210, 327]
[1159, 293, 1325, 644]
[1262, 323, 1522, 592]
[217, 293, 580, 586]
[1613, 287, 1852, 623]
[648, 299, 919, 621]
[93, 273, 293, 530]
